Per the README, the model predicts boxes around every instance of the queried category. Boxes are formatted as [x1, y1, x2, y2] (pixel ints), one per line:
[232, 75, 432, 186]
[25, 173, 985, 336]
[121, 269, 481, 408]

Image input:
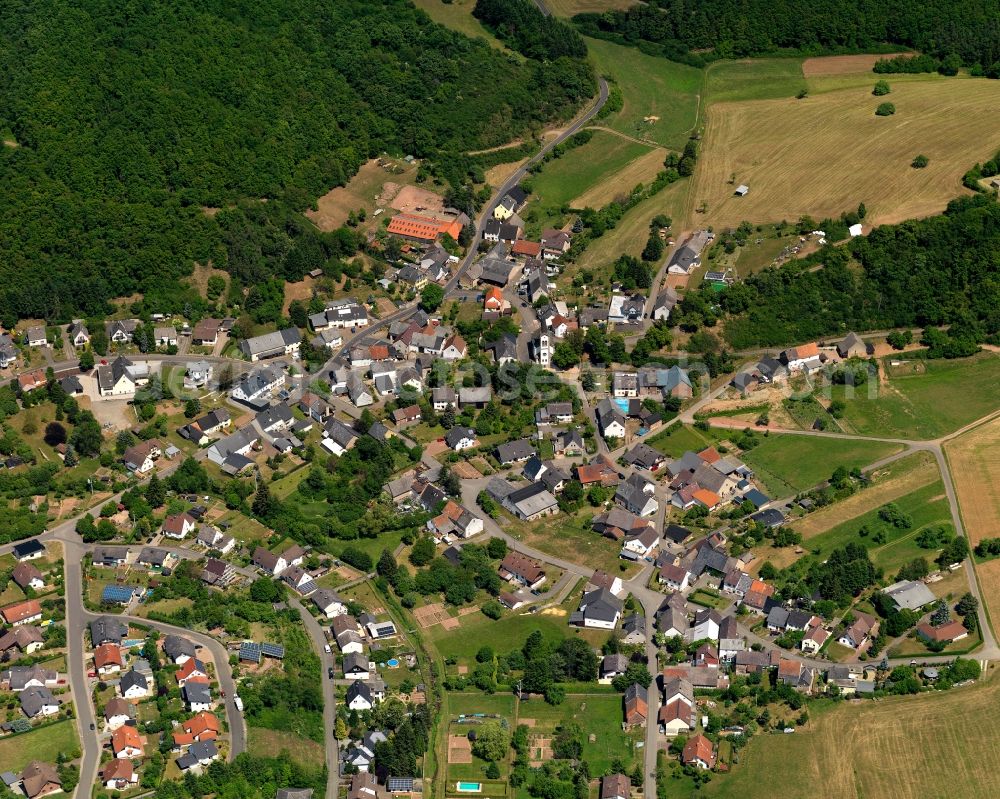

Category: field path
[583, 124, 666, 148]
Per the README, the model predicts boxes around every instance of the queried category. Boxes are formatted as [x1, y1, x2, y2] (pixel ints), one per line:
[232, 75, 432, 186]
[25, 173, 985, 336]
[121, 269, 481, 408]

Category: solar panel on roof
[102, 585, 137, 602]
[261, 642, 285, 659]
[239, 641, 262, 662]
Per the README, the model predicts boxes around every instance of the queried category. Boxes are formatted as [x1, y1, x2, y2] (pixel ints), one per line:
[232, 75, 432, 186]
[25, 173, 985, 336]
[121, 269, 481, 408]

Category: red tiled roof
[698, 446, 722, 464]
[387, 214, 463, 242]
[172, 711, 220, 745]
[512, 240, 542, 257]
[917, 620, 968, 642]
[111, 725, 144, 755]
[682, 734, 716, 768]
[94, 643, 124, 669]
[1, 598, 41, 624]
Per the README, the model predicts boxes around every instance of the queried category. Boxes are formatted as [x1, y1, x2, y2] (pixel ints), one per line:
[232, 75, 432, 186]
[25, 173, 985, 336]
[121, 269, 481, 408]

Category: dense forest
[473, 0, 587, 60]
[714, 194, 1000, 349]
[575, 0, 1000, 68]
[0, 0, 593, 323]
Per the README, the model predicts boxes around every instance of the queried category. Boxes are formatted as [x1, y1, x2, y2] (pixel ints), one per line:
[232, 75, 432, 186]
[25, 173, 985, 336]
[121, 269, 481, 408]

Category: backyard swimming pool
[456, 783, 482, 793]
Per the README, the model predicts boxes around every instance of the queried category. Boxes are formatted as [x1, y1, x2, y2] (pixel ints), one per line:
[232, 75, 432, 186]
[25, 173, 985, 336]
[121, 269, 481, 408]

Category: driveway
[78, 373, 134, 431]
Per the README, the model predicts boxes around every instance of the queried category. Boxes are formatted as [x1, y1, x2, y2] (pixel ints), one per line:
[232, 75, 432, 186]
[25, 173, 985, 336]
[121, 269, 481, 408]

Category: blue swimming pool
[387, 658, 400, 668]
[614, 398, 630, 413]
[456, 783, 482, 793]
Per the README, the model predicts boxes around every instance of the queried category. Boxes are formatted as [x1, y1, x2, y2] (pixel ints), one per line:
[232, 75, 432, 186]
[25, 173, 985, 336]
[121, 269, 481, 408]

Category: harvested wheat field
[704, 670, 1000, 799]
[946, 418, 1000, 624]
[945, 418, 1000, 547]
[795, 452, 938, 539]
[973, 558, 1000, 635]
[801, 53, 910, 77]
[690, 77, 1000, 229]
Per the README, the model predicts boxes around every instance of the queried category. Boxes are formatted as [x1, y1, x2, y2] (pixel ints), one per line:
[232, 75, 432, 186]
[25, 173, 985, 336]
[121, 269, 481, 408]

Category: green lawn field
[567, 176, 690, 282]
[704, 58, 807, 103]
[586, 37, 702, 150]
[522, 694, 639, 775]
[646, 423, 731, 459]
[410, 0, 509, 52]
[0, 720, 79, 773]
[740, 435, 903, 496]
[525, 130, 653, 212]
[429, 600, 577, 665]
[830, 352, 1000, 439]
[801, 480, 951, 573]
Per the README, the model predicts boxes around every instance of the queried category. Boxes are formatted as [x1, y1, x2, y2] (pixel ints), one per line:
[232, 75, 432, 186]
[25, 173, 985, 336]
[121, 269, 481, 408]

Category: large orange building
[387, 213, 463, 243]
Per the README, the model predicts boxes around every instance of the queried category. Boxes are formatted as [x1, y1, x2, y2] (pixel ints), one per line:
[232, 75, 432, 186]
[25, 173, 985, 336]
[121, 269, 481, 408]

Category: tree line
[574, 0, 1000, 70]
[709, 194, 1000, 349]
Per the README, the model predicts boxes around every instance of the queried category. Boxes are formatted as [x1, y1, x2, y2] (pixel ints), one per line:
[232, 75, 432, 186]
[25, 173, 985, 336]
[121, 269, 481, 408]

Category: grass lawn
[697, 669, 1000, 799]
[822, 641, 859, 663]
[522, 694, 640, 775]
[0, 719, 79, 772]
[0, 580, 27, 605]
[247, 726, 326, 769]
[586, 37, 702, 150]
[688, 589, 729, 609]
[447, 692, 517, 719]
[704, 58, 806, 103]
[270, 467, 307, 499]
[568, 176, 690, 285]
[427, 581, 607, 666]
[328, 527, 410, 564]
[508, 506, 638, 575]
[524, 130, 655, 221]
[830, 352, 1000, 439]
[740, 435, 903, 496]
[410, 0, 509, 52]
[800, 480, 951, 573]
[429, 605, 572, 665]
[646, 423, 730, 459]
[888, 627, 982, 658]
[216, 510, 274, 545]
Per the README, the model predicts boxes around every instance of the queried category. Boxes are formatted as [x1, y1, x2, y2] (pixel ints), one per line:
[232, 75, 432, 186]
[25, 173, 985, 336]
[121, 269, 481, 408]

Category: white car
[324, 644, 331, 654]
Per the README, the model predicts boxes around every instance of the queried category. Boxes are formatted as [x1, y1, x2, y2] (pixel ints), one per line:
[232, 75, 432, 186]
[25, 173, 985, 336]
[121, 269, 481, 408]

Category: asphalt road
[291, 599, 340, 799]
[0, 499, 249, 798]
[328, 76, 609, 366]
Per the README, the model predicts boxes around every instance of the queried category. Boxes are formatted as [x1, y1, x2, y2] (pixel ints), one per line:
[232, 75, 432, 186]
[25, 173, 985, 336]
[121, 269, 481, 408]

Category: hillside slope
[0, 0, 593, 322]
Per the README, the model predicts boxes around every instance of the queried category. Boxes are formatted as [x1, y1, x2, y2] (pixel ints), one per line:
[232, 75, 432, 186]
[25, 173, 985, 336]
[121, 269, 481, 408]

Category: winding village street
[0, 48, 995, 799]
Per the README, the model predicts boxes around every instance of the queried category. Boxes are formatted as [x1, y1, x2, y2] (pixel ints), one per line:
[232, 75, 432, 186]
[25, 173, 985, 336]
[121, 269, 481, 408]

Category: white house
[311, 589, 347, 619]
[445, 427, 476, 451]
[162, 512, 197, 540]
[621, 526, 659, 559]
[572, 588, 623, 630]
[97, 356, 142, 397]
[123, 441, 161, 475]
[119, 670, 150, 700]
[346, 680, 374, 711]
[69, 321, 90, 348]
[231, 366, 285, 405]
